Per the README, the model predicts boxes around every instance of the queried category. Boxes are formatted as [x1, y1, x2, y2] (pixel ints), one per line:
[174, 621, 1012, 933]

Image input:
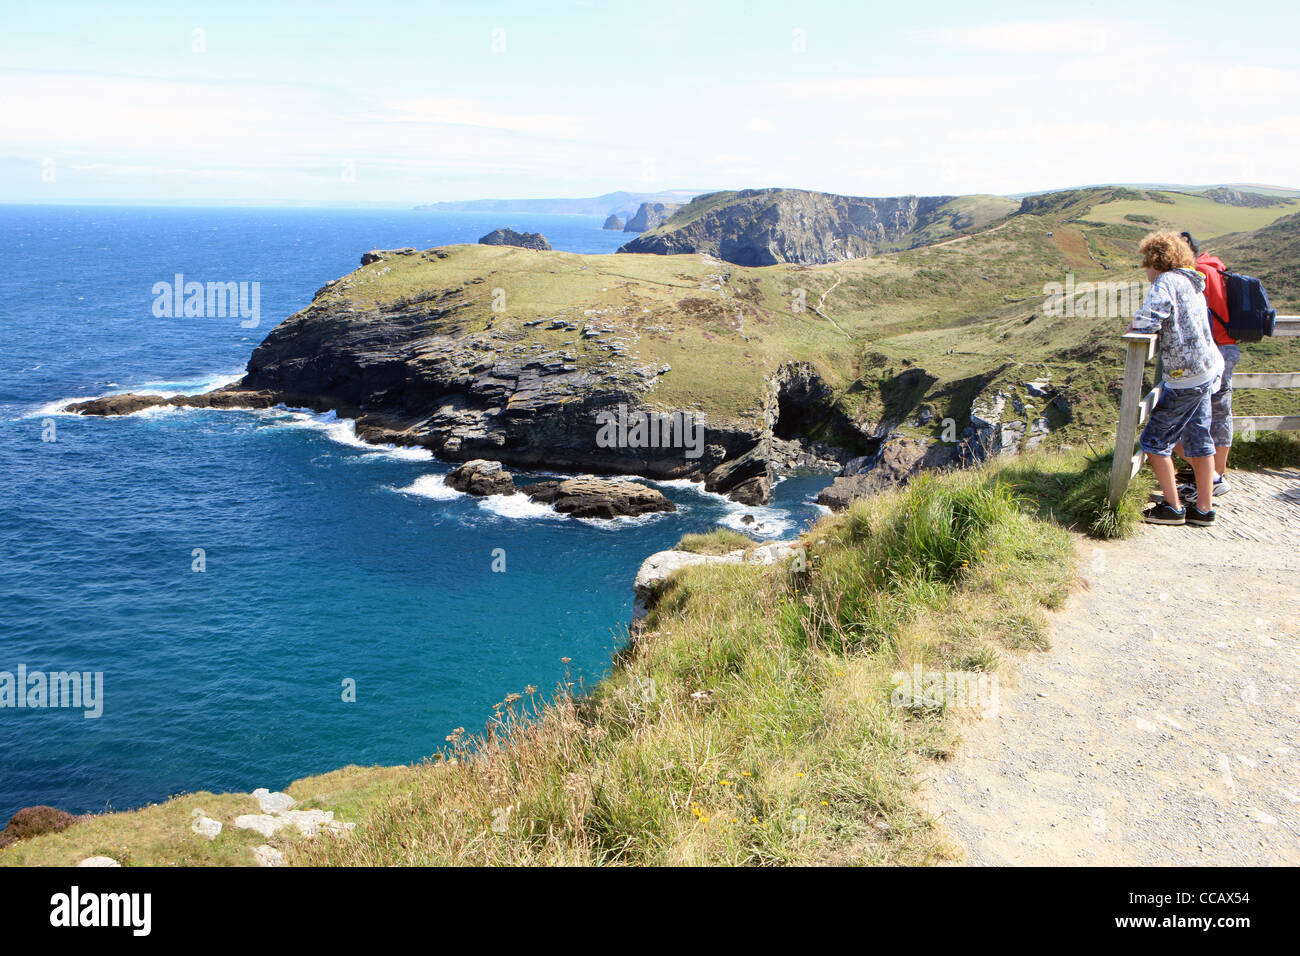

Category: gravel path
[921, 466, 1300, 865]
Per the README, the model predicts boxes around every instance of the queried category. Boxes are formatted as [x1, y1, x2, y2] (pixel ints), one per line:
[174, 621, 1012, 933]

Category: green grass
[5, 459, 1083, 867]
[674, 528, 760, 554]
[1228, 430, 1300, 470]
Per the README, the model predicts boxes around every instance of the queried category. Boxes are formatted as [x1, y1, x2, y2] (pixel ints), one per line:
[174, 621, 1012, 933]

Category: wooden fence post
[1108, 333, 1158, 508]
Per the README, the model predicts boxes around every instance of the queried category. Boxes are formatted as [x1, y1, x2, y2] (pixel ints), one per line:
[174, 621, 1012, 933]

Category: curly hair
[1139, 230, 1196, 272]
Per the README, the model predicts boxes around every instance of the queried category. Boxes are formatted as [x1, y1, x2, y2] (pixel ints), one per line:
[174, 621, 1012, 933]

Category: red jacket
[1196, 254, 1236, 346]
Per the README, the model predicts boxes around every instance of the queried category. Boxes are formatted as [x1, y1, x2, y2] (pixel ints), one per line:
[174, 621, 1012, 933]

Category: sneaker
[1178, 476, 1230, 500]
[1186, 505, 1216, 527]
[1143, 501, 1186, 525]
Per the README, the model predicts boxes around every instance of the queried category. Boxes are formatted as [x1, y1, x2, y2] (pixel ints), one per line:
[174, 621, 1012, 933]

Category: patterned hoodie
[1130, 267, 1224, 389]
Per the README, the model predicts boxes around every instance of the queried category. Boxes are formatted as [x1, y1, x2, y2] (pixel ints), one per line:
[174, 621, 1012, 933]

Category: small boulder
[76, 856, 121, 867]
[190, 808, 223, 840]
[253, 844, 285, 867]
[446, 459, 516, 496]
[252, 788, 297, 814]
[522, 478, 676, 519]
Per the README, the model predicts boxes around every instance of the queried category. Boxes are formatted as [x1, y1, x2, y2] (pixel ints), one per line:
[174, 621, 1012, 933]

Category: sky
[2, 0, 1298, 205]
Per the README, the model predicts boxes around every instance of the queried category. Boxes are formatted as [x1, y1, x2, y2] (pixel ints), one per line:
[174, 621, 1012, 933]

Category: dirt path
[922, 466, 1300, 865]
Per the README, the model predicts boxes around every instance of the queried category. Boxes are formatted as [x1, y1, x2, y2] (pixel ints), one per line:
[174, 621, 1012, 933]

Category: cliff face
[618, 188, 956, 265]
[478, 228, 551, 250]
[623, 201, 682, 233]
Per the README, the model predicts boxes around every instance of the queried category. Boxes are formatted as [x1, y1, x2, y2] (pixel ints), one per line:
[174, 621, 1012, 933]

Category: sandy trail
[922, 466, 1300, 865]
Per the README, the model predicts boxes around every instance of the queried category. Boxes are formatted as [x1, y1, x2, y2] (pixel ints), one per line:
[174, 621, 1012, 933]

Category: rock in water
[602, 214, 624, 230]
[446, 459, 516, 496]
[478, 228, 552, 251]
[622, 201, 682, 233]
[522, 478, 676, 519]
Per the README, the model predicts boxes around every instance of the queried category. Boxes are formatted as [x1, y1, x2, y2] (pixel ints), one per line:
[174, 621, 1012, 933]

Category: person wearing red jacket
[1178, 232, 1238, 495]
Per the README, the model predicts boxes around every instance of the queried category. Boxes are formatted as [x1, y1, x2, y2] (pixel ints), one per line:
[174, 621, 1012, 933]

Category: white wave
[260, 409, 433, 461]
[647, 477, 708, 491]
[576, 510, 675, 529]
[393, 474, 463, 501]
[24, 368, 245, 418]
[717, 501, 794, 538]
[477, 493, 567, 520]
[129, 369, 245, 398]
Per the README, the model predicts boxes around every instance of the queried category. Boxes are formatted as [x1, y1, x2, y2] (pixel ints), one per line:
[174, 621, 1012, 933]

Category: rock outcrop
[478, 228, 552, 251]
[602, 214, 625, 230]
[65, 388, 279, 417]
[623, 201, 682, 233]
[619, 188, 961, 265]
[816, 435, 960, 510]
[521, 478, 676, 519]
[446, 459, 516, 496]
[633, 540, 797, 620]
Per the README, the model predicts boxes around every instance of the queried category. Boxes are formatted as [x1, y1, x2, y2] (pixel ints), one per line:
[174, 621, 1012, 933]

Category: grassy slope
[322, 185, 1300, 436]
[9, 454, 1122, 866]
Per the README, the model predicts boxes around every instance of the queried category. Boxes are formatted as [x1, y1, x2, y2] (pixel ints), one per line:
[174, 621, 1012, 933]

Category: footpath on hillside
[922, 466, 1300, 865]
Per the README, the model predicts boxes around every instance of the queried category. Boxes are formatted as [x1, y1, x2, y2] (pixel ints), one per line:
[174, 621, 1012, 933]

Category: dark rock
[0, 806, 83, 849]
[64, 388, 279, 417]
[65, 393, 169, 416]
[478, 228, 552, 251]
[446, 459, 515, 496]
[602, 214, 625, 230]
[816, 435, 959, 510]
[521, 477, 676, 519]
[361, 248, 418, 266]
[623, 202, 682, 233]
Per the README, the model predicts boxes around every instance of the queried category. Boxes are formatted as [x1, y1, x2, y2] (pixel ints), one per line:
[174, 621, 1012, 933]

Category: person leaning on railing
[1173, 231, 1237, 497]
[1126, 231, 1225, 527]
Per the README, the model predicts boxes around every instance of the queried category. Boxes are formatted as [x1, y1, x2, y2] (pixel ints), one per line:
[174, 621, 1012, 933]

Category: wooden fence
[1107, 315, 1300, 508]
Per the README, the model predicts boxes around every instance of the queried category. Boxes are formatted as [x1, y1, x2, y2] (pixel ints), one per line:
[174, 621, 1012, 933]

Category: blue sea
[0, 206, 831, 822]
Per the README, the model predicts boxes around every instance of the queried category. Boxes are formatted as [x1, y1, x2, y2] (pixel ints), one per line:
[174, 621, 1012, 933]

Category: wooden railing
[1107, 314, 1300, 508]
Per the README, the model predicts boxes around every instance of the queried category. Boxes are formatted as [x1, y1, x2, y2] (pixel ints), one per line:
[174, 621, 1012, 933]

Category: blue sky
[3, 0, 1298, 204]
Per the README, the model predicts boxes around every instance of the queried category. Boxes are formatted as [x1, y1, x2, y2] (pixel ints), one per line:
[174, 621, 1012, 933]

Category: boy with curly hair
[1127, 231, 1224, 526]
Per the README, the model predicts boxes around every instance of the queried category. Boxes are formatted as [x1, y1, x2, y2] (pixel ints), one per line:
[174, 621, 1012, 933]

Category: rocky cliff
[623, 201, 682, 233]
[478, 228, 551, 250]
[618, 188, 962, 265]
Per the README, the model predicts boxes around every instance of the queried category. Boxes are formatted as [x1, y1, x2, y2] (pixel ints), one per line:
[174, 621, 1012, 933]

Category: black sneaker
[1177, 476, 1230, 500]
[1186, 505, 1216, 527]
[1143, 502, 1186, 525]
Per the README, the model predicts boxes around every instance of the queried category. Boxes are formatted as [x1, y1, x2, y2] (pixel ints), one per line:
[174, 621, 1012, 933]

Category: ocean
[0, 205, 831, 821]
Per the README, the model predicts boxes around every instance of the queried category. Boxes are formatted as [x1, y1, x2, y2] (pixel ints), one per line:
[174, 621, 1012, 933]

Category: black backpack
[1209, 269, 1276, 342]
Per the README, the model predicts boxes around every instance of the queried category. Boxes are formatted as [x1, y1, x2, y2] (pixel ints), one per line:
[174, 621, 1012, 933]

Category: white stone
[252, 788, 297, 814]
[233, 813, 288, 837]
[252, 844, 285, 867]
[77, 856, 120, 867]
[190, 808, 223, 840]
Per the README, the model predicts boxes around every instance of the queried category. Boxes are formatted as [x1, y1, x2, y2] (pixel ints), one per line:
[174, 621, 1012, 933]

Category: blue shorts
[1140, 380, 1216, 459]
[1210, 344, 1240, 448]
